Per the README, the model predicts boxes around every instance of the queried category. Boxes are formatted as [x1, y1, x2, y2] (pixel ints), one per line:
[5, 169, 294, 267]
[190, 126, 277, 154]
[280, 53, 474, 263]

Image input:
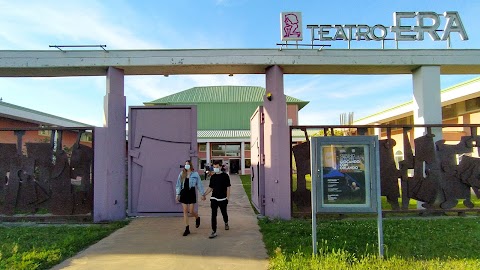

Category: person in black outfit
[175, 160, 206, 236]
[203, 160, 231, 239]
[204, 163, 211, 180]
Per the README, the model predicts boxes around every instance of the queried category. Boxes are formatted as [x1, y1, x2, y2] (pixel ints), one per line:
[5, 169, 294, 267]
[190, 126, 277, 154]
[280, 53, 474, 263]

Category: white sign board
[280, 12, 303, 41]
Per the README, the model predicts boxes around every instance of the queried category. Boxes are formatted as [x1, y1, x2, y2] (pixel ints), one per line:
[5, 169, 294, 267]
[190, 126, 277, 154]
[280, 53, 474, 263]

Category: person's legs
[189, 203, 200, 228]
[209, 200, 219, 238]
[189, 203, 199, 219]
[210, 200, 218, 232]
[219, 200, 229, 229]
[182, 203, 190, 236]
[182, 203, 189, 226]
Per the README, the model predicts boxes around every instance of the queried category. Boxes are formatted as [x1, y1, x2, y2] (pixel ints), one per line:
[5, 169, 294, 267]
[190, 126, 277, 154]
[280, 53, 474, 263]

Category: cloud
[123, 74, 266, 109]
[286, 74, 412, 101]
[299, 109, 345, 125]
[0, 1, 160, 50]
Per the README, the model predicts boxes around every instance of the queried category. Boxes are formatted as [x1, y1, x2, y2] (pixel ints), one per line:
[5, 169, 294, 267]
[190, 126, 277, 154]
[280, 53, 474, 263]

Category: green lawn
[239, 174, 259, 214]
[241, 174, 480, 269]
[0, 221, 129, 270]
[261, 217, 480, 270]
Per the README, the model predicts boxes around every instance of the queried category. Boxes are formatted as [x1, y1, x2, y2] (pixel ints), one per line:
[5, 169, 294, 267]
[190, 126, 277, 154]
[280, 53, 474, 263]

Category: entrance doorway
[128, 106, 197, 216]
[229, 159, 240, 174]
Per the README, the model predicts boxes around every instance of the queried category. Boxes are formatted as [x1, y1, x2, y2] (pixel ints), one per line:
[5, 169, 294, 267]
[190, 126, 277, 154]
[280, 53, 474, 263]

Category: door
[128, 106, 197, 216]
[229, 159, 240, 174]
[250, 106, 265, 215]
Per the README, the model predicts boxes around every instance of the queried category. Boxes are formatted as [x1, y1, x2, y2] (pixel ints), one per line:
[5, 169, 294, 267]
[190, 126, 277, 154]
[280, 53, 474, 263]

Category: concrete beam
[1, 49, 480, 77]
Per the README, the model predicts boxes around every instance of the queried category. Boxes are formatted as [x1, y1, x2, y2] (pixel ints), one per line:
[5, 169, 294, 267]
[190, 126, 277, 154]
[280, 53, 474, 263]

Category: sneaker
[209, 231, 217, 239]
[225, 223, 229, 230]
[195, 217, 201, 228]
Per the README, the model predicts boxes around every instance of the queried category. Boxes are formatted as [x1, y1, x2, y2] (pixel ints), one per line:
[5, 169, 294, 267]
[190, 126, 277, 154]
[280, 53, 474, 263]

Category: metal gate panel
[128, 106, 197, 216]
[250, 106, 265, 215]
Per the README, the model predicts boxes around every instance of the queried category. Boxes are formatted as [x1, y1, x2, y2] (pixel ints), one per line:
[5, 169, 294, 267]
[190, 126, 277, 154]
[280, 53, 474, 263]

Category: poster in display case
[311, 136, 379, 213]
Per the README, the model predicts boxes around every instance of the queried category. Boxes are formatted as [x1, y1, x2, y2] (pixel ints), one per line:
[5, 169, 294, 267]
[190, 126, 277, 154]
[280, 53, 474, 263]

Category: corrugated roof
[0, 101, 91, 127]
[145, 86, 309, 110]
[198, 130, 250, 139]
[198, 129, 322, 139]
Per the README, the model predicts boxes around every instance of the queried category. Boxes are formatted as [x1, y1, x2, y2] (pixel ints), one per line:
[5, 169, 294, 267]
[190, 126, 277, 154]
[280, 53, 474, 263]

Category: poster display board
[311, 136, 383, 257]
[312, 136, 378, 213]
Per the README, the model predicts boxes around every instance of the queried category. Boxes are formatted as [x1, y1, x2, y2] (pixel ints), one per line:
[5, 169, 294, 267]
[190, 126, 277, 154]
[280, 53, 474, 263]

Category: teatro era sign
[281, 11, 468, 44]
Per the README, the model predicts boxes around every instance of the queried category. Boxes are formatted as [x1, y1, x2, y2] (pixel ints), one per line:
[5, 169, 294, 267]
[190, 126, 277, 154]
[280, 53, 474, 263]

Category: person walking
[203, 160, 231, 239]
[175, 160, 206, 236]
[204, 162, 211, 180]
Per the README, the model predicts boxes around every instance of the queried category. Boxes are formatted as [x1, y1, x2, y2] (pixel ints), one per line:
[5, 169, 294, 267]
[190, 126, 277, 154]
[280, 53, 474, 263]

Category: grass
[240, 174, 480, 269]
[239, 174, 259, 214]
[0, 221, 129, 270]
[261, 217, 480, 269]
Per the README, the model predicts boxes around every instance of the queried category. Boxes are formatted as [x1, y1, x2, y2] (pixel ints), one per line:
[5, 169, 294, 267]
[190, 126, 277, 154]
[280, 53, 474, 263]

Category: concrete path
[51, 174, 269, 270]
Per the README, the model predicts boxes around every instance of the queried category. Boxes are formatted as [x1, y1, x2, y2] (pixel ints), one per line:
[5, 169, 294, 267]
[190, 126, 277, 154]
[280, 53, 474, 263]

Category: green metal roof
[144, 85, 309, 110]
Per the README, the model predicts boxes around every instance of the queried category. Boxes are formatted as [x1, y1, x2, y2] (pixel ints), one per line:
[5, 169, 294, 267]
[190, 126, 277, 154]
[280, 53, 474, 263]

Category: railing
[290, 124, 480, 217]
[0, 127, 94, 221]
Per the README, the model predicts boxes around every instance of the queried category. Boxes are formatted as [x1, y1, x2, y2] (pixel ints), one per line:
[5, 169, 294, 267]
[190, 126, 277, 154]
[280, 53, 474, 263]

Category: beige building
[355, 77, 480, 165]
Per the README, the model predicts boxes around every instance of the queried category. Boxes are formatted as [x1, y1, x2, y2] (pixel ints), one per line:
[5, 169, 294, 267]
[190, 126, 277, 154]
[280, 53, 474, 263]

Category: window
[80, 132, 93, 142]
[245, 158, 251, 169]
[442, 104, 458, 119]
[226, 144, 240, 156]
[466, 97, 480, 112]
[199, 143, 206, 152]
[211, 143, 240, 157]
[211, 144, 226, 157]
[244, 143, 251, 151]
[394, 150, 404, 170]
[38, 130, 52, 136]
[199, 159, 206, 170]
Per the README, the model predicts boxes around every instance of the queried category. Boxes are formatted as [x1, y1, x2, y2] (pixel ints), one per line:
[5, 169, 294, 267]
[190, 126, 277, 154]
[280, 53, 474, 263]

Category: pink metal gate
[128, 106, 197, 216]
[250, 106, 265, 215]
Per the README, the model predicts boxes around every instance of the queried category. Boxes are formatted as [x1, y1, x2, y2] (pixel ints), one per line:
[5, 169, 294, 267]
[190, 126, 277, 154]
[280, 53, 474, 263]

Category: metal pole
[375, 137, 384, 258]
[311, 140, 318, 255]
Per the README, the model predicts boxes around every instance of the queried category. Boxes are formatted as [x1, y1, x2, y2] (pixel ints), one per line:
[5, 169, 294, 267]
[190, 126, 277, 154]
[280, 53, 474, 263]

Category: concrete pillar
[241, 141, 245, 175]
[263, 65, 291, 219]
[412, 66, 442, 209]
[373, 126, 381, 138]
[412, 66, 442, 140]
[206, 142, 211, 164]
[94, 67, 126, 222]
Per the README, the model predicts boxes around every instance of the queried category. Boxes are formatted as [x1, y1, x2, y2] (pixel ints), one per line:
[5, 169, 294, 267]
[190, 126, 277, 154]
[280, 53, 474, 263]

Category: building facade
[0, 101, 93, 148]
[145, 85, 309, 175]
[355, 76, 480, 166]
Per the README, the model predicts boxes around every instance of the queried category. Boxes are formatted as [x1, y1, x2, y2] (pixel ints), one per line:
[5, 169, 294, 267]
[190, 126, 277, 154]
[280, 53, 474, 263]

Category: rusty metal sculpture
[292, 140, 311, 209]
[70, 142, 94, 214]
[379, 128, 401, 210]
[291, 126, 480, 215]
[0, 129, 93, 218]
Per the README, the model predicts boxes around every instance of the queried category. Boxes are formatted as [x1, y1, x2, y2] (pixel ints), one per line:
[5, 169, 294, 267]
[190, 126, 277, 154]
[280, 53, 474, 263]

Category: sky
[0, 0, 479, 126]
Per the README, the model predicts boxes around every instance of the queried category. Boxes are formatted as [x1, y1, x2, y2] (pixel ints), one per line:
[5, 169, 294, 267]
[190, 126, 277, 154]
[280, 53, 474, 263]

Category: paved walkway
[51, 174, 269, 270]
